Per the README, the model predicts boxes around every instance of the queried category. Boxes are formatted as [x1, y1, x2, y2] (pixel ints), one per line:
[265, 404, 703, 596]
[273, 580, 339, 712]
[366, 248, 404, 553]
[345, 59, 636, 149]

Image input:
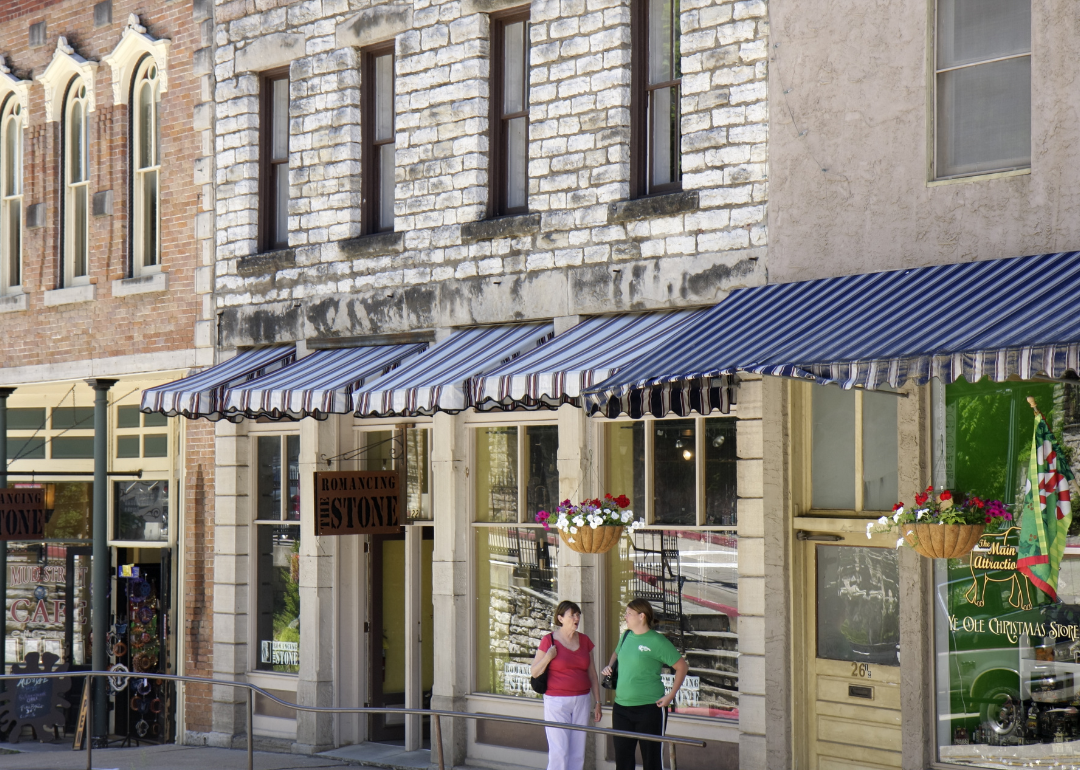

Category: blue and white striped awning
[140, 347, 296, 420]
[583, 252, 1080, 408]
[470, 311, 735, 417]
[354, 324, 554, 417]
[220, 344, 428, 420]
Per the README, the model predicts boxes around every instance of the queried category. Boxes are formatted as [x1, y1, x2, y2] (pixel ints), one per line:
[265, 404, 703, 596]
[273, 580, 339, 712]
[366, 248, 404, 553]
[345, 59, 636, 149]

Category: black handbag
[601, 630, 631, 690]
[531, 634, 554, 694]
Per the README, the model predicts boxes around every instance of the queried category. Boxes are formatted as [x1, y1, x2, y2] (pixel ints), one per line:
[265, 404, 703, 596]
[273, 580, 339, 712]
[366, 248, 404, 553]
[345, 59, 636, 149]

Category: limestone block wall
[209, 0, 769, 346]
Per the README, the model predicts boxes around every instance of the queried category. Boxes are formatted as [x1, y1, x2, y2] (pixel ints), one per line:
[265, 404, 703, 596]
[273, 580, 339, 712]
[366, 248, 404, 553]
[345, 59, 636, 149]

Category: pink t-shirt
[538, 633, 595, 697]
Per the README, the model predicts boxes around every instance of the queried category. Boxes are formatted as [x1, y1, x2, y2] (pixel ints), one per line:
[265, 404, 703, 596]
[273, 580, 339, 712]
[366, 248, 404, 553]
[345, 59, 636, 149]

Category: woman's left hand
[656, 693, 675, 709]
[592, 702, 603, 722]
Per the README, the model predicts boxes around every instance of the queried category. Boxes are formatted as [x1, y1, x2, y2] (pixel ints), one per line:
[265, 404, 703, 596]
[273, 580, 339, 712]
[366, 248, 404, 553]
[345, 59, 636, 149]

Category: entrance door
[370, 533, 406, 742]
[800, 531, 903, 769]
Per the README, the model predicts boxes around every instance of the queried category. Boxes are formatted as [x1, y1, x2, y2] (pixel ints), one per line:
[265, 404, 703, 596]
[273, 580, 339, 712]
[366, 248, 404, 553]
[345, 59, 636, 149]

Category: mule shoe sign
[0, 488, 45, 540]
[313, 471, 403, 536]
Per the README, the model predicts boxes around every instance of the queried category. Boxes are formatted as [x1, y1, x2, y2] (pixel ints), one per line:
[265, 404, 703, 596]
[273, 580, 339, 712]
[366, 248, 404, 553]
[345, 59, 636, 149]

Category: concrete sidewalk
[0, 743, 356, 770]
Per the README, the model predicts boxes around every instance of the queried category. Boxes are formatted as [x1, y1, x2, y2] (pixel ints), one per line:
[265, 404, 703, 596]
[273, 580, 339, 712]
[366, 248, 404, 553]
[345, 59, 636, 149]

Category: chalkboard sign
[0, 652, 71, 742]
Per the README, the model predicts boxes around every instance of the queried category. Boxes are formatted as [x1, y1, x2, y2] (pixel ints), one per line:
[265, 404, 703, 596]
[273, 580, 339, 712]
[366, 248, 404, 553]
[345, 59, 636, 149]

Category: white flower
[895, 537, 905, 549]
[570, 526, 578, 534]
[621, 511, 632, 523]
[568, 537, 575, 543]
[893, 506, 904, 517]
[916, 510, 924, 520]
[865, 521, 873, 539]
[624, 509, 633, 519]
[892, 511, 902, 523]
[877, 516, 889, 526]
[573, 516, 585, 527]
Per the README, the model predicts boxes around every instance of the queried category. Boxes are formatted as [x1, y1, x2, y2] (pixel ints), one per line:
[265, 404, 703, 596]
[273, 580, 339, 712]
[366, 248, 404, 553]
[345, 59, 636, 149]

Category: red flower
[604, 493, 614, 500]
[915, 492, 929, 506]
[893, 502, 904, 511]
[616, 495, 631, 508]
[940, 490, 953, 501]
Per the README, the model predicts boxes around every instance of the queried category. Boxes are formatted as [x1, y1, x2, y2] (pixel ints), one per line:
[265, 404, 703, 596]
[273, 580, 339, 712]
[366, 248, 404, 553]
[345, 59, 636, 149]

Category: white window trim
[64, 81, 91, 288]
[35, 37, 98, 124]
[102, 14, 170, 107]
[1, 97, 24, 295]
[131, 60, 162, 276]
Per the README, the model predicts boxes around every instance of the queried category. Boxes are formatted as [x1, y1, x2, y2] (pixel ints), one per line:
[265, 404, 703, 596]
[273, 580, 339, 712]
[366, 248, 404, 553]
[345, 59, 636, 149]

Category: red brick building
[0, 0, 215, 742]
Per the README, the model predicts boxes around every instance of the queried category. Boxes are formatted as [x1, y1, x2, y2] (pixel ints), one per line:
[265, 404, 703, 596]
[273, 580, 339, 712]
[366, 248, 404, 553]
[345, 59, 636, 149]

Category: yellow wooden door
[801, 531, 903, 770]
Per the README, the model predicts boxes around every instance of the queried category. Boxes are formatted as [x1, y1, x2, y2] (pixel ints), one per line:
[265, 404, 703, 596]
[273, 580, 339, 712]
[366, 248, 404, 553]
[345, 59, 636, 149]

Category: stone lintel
[607, 190, 700, 223]
[462, 0, 531, 14]
[237, 248, 296, 277]
[336, 5, 413, 49]
[460, 213, 541, 243]
[235, 33, 305, 74]
[339, 231, 404, 259]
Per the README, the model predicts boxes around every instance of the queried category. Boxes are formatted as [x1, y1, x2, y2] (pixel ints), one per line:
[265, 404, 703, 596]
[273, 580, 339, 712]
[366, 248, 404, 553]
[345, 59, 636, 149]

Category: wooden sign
[0, 488, 45, 540]
[314, 471, 403, 536]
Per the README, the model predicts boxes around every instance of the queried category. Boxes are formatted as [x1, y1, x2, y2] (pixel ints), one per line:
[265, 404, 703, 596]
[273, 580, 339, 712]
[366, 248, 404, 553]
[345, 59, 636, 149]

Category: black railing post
[0, 387, 14, 682]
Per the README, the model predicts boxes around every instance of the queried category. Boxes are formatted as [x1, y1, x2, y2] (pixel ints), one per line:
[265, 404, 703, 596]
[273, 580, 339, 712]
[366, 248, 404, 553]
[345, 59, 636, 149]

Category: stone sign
[0, 489, 45, 540]
[313, 471, 403, 536]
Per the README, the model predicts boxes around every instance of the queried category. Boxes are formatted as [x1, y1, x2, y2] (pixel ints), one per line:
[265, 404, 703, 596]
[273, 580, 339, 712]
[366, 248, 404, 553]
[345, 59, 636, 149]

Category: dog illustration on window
[964, 527, 1033, 610]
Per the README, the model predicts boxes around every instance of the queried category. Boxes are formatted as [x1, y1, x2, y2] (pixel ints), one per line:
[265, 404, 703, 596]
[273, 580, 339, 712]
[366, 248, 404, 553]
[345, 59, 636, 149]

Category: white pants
[543, 692, 592, 770]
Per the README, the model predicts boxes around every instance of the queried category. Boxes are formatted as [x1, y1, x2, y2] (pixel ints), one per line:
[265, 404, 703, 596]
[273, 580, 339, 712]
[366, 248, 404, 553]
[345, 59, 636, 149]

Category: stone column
[761, 375, 793, 770]
[430, 412, 470, 766]
[294, 416, 338, 753]
[210, 417, 252, 747]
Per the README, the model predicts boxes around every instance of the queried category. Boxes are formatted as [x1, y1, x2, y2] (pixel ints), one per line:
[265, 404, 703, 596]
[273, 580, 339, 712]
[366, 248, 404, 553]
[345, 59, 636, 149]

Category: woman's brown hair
[626, 598, 654, 628]
[554, 600, 582, 626]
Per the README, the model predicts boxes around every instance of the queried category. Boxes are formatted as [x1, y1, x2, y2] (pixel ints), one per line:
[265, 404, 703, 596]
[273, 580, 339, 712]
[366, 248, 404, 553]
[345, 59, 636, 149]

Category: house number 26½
[851, 663, 872, 678]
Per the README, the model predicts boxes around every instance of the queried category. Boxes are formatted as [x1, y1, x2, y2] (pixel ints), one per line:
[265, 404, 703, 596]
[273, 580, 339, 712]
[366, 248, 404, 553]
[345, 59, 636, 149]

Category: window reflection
[654, 420, 696, 524]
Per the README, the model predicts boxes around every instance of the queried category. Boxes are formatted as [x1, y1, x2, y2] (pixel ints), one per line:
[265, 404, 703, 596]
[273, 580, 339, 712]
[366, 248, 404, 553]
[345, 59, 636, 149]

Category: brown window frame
[489, 7, 531, 218]
[630, 0, 682, 198]
[362, 43, 396, 235]
[259, 67, 290, 253]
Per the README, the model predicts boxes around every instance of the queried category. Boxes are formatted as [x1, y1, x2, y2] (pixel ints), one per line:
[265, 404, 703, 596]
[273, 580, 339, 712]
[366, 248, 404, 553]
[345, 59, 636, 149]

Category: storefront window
[474, 425, 558, 523]
[811, 387, 898, 512]
[17, 482, 93, 540]
[114, 480, 168, 542]
[935, 379, 1080, 763]
[405, 427, 432, 520]
[606, 529, 739, 719]
[254, 434, 301, 673]
[474, 526, 559, 698]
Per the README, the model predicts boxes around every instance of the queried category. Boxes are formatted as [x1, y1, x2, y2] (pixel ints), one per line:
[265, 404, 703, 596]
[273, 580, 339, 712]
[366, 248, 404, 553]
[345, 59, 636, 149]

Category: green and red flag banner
[1017, 414, 1075, 601]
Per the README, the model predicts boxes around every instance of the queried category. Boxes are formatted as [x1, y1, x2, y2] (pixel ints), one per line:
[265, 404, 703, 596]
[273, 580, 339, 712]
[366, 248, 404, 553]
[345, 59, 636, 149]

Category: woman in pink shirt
[530, 600, 602, 770]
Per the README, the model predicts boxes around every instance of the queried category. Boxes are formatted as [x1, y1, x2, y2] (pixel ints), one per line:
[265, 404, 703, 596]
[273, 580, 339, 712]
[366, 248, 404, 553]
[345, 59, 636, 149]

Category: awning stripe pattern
[221, 343, 428, 420]
[583, 252, 1080, 408]
[468, 311, 734, 417]
[354, 324, 555, 417]
[140, 347, 296, 420]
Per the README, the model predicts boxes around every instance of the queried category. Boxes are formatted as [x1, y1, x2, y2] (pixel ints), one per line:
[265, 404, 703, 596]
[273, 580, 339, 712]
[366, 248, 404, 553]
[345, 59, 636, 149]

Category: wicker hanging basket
[559, 526, 625, 554]
[903, 523, 985, 559]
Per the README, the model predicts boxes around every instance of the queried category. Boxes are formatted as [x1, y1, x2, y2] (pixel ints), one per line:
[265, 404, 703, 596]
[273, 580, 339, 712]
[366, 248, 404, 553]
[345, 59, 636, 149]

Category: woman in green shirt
[601, 599, 689, 770]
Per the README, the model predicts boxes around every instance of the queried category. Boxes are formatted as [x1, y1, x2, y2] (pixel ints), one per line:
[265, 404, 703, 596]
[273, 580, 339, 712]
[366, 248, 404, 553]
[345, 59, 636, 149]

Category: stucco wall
[766, 0, 1080, 282]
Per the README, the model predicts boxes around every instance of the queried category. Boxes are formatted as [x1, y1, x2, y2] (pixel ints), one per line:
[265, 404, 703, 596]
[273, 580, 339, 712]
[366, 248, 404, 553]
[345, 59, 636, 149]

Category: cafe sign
[0, 488, 45, 540]
[313, 471, 403, 536]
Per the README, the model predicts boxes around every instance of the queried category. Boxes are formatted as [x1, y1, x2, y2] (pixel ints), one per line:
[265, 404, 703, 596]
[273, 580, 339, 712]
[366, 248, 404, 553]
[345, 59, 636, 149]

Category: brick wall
[211, 0, 768, 346]
[0, 0, 213, 368]
[183, 417, 216, 734]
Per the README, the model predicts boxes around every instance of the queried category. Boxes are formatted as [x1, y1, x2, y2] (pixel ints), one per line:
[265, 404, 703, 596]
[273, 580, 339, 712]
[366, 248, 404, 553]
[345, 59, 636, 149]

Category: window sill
[0, 293, 28, 313]
[113, 272, 169, 297]
[238, 249, 296, 277]
[928, 166, 1030, 187]
[608, 190, 699, 223]
[43, 284, 95, 307]
[460, 213, 541, 243]
[340, 231, 404, 259]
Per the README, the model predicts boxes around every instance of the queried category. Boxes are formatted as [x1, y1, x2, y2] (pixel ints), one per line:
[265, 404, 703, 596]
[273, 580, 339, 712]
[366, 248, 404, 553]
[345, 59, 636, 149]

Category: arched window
[64, 78, 90, 286]
[132, 58, 160, 273]
[0, 96, 23, 293]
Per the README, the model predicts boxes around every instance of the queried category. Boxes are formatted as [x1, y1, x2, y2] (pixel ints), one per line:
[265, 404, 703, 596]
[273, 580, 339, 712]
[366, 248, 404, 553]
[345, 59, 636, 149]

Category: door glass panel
[812, 387, 856, 510]
[816, 545, 900, 665]
[862, 389, 899, 511]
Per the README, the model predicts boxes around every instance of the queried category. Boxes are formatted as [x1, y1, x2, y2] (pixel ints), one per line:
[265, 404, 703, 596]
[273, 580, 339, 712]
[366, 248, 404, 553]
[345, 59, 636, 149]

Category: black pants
[612, 702, 664, 770]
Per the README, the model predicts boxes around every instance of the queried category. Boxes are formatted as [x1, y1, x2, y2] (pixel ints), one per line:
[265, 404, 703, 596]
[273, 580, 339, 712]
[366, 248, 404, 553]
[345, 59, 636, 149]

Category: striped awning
[140, 347, 296, 420]
[470, 311, 735, 417]
[583, 252, 1080, 408]
[220, 343, 428, 420]
[354, 324, 554, 417]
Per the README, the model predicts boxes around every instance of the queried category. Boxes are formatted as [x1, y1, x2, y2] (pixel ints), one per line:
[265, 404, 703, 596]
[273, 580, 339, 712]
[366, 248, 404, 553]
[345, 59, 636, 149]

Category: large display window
[935, 378, 1080, 765]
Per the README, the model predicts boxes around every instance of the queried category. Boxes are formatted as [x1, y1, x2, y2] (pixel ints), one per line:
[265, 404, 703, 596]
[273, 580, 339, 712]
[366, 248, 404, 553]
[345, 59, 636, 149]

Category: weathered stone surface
[608, 190, 699, 223]
[460, 213, 541, 243]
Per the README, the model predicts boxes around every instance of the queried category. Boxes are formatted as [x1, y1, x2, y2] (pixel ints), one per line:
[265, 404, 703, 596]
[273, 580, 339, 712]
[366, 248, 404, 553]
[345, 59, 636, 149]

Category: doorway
[369, 529, 433, 746]
[799, 532, 903, 769]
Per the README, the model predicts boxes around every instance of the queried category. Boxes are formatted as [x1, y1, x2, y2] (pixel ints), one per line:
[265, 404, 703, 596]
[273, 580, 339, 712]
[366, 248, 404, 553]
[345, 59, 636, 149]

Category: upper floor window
[490, 10, 529, 217]
[364, 46, 395, 233]
[64, 79, 90, 286]
[633, 0, 681, 196]
[935, 0, 1031, 179]
[132, 58, 160, 274]
[1, 97, 22, 294]
[260, 69, 289, 252]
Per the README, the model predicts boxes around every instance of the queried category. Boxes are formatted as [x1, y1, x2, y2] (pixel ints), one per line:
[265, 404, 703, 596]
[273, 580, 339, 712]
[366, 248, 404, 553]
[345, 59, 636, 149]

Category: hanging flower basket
[868, 485, 1013, 559]
[902, 523, 986, 559]
[559, 525, 625, 554]
[536, 494, 643, 555]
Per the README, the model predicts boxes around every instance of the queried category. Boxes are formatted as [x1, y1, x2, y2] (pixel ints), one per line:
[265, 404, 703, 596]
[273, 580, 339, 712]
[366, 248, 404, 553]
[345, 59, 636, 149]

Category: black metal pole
[0, 388, 14, 679]
[86, 379, 116, 745]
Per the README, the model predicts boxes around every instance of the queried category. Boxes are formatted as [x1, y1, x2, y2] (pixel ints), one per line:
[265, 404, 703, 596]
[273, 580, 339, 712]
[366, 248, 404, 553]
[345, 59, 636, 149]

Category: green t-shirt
[614, 629, 682, 707]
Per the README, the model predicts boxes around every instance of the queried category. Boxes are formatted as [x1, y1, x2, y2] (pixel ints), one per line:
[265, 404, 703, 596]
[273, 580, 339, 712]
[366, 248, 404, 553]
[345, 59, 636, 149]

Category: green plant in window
[272, 538, 301, 670]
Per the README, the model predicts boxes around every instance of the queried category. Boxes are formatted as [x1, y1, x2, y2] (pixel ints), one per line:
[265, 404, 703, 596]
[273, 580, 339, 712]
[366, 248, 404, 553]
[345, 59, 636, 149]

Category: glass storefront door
[800, 534, 902, 769]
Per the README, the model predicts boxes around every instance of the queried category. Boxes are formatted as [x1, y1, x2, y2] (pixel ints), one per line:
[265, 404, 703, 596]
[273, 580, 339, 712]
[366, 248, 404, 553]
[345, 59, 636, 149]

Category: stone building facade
[0, 0, 216, 739]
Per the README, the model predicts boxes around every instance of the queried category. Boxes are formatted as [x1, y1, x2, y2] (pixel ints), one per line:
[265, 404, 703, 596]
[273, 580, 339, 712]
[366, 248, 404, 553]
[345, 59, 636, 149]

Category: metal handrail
[0, 671, 707, 770]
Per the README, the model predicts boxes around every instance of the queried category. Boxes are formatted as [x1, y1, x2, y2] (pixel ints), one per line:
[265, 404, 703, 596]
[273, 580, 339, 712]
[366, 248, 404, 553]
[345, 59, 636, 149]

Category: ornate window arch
[63, 78, 90, 286]
[0, 94, 24, 294]
[131, 56, 161, 273]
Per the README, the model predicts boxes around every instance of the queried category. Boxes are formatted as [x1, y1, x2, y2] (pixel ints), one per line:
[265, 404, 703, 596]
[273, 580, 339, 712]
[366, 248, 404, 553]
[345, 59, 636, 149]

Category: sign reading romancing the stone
[0, 489, 45, 540]
[313, 471, 403, 536]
